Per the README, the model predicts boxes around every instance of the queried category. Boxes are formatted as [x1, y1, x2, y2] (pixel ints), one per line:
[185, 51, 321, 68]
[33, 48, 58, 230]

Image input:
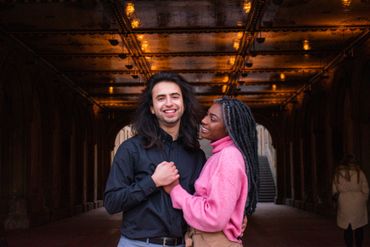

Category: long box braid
[215, 97, 259, 216]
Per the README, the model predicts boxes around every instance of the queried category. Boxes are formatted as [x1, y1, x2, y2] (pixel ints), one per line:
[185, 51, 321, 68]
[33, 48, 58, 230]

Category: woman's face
[200, 103, 228, 142]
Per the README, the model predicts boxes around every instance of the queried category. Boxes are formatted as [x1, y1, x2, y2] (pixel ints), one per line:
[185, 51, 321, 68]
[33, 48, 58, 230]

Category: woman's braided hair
[215, 97, 259, 216]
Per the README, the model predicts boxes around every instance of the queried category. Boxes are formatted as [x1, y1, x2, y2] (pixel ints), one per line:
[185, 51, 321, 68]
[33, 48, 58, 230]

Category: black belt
[136, 237, 184, 246]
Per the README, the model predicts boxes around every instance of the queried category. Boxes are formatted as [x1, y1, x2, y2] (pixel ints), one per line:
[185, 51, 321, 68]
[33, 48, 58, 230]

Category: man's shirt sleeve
[103, 142, 157, 214]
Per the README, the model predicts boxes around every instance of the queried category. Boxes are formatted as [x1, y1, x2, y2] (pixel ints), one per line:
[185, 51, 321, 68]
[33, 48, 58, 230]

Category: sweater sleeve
[170, 147, 245, 232]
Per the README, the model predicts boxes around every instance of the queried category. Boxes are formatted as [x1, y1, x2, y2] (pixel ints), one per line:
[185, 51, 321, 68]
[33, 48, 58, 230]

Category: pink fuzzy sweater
[170, 136, 248, 243]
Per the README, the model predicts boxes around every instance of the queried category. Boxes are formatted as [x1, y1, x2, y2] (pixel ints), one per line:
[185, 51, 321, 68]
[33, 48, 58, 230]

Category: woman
[332, 154, 369, 247]
[164, 97, 259, 247]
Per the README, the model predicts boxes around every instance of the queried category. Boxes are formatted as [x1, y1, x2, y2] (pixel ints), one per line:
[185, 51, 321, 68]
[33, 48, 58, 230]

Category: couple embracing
[104, 72, 259, 247]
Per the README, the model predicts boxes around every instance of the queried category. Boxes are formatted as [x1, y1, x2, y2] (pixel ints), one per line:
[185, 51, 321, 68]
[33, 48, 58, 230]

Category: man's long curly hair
[132, 72, 204, 150]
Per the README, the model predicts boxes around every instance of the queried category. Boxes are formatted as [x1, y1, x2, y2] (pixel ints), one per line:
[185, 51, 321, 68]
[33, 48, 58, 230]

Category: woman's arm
[170, 149, 246, 232]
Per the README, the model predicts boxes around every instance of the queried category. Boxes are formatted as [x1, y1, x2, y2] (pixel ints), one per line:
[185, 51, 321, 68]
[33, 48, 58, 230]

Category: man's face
[150, 81, 185, 130]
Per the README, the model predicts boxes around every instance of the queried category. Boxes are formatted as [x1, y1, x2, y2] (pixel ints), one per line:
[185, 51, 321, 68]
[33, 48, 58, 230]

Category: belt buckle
[162, 237, 176, 246]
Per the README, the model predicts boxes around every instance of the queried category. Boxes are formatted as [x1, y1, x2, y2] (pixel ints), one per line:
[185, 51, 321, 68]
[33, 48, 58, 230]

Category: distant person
[163, 97, 259, 247]
[332, 154, 369, 247]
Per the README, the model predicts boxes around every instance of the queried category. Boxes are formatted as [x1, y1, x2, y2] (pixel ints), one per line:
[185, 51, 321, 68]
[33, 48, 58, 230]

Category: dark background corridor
[1, 1, 370, 246]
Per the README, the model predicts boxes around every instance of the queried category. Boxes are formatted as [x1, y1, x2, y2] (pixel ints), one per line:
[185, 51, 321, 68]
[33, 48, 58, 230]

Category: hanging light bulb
[243, 0, 251, 14]
[233, 39, 240, 50]
[342, 0, 351, 8]
[222, 85, 228, 93]
[303, 39, 311, 51]
[125, 2, 135, 17]
[228, 57, 235, 65]
[131, 18, 140, 29]
[280, 73, 286, 81]
[141, 41, 148, 51]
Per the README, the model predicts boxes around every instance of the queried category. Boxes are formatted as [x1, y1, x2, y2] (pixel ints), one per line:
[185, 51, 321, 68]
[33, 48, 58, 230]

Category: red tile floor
[4, 203, 370, 247]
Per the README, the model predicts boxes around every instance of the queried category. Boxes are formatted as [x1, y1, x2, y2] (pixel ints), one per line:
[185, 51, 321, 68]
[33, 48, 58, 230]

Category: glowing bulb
[131, 19, 140, 29]
[125, 3, 135, 17]
[108, 86, 114, 94]
[228, 57, 235, 65]
[136, 34, 144, 40]
[342, 0, 351, 8]
[280, 73, 286, 81]
[233, 39, 240, 50]
[303, 39, 311, 51]
[272, 84, 277, 91]
[141, 41, 148, 51]
[243, 1, 251, 14]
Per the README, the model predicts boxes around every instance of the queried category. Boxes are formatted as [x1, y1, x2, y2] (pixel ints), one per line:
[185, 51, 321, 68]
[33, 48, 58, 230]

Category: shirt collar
[159, 128, 183, 143]
[210, 136, 233, 154]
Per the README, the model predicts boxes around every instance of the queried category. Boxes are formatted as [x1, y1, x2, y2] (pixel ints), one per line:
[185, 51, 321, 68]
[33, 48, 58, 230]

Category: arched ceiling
[1, 0, 370, 111]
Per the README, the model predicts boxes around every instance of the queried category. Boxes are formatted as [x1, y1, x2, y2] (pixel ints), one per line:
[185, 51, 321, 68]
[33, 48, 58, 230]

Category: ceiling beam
[90, 91, 294, 97]
[39, 51, 234, 58]
[39, 49, 338, 58]
[80, 80, 306, 87]
[65, 67, 322, 75]
[8, 25, 370, 36]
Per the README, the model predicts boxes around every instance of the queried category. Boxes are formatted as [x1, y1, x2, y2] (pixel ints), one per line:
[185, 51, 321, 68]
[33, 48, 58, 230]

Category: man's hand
[163, 179, 179, 194]
[151, 161, 179, 187]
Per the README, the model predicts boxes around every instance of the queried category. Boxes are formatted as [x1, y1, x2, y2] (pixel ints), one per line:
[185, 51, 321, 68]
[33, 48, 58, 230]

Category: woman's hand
[163, 179, 180, 194]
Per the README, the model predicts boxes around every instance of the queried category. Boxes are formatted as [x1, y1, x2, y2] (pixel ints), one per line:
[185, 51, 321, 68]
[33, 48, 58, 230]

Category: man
[104, 72, 206, 247]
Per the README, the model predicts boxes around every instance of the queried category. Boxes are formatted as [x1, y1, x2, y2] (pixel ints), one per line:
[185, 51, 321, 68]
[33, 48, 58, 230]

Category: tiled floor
[4, 203, 370, 247]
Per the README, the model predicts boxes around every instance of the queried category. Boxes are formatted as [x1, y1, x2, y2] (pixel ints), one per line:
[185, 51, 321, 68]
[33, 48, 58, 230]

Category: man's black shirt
[104, 132, 205, 239]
